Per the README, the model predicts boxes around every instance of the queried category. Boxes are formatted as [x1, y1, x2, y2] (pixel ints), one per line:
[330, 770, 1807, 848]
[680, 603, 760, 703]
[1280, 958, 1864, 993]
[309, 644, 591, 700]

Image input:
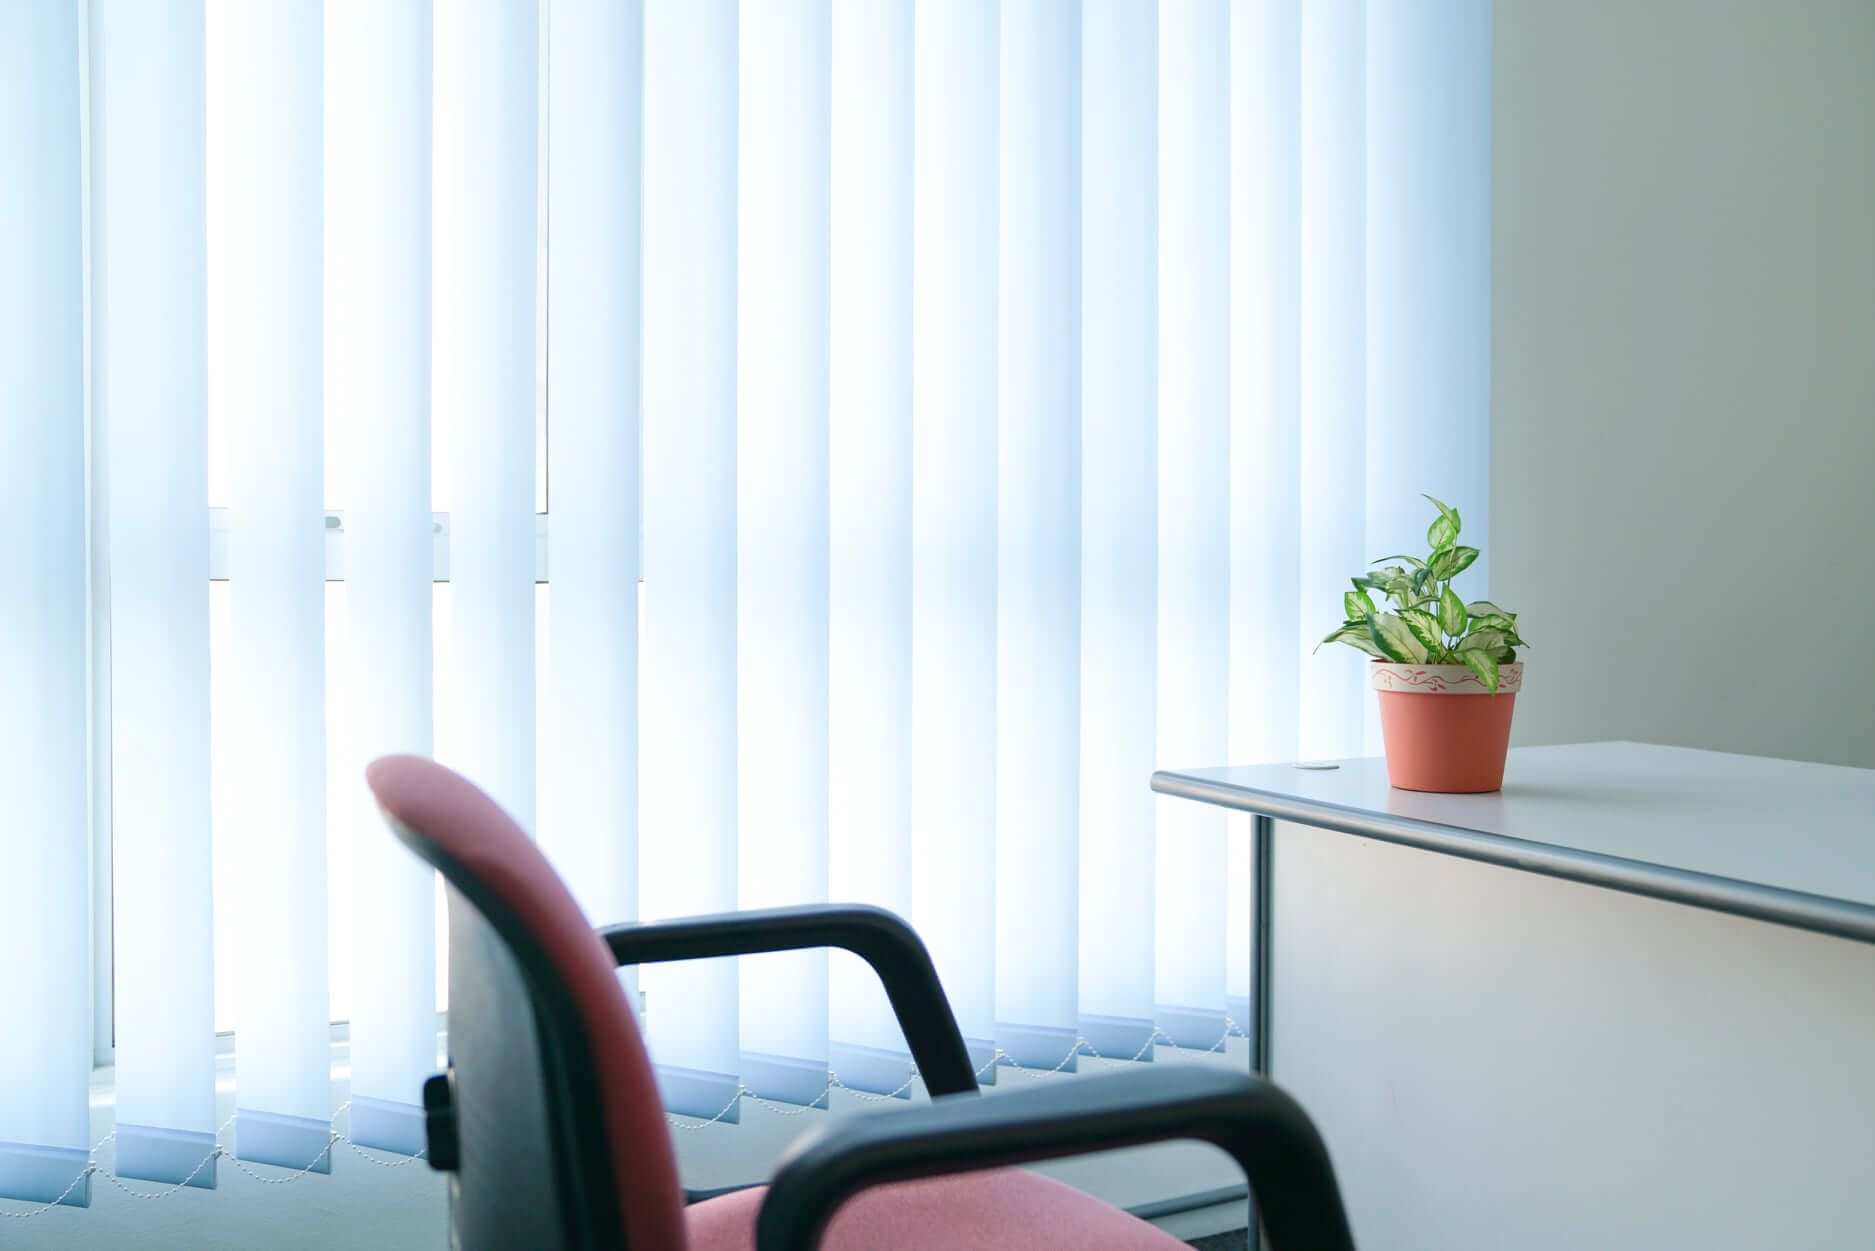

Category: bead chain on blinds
[0, 0, 1488, 1204]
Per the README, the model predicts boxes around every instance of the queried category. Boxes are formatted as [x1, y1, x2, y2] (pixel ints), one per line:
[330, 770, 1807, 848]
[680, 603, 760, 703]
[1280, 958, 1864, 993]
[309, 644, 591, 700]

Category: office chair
[367, 754, 1355, 1251]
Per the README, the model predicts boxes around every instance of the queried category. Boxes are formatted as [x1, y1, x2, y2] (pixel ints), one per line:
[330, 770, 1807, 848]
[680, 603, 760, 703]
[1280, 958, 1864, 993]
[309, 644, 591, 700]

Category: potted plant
[1319, 496, 1527, 793]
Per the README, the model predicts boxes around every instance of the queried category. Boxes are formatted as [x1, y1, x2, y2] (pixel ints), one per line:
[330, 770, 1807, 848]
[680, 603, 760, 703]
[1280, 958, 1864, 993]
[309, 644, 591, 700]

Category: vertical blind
[327, 0, 437, 1160]
[94, 0, 220, 1191]
[0, 0, 91, 1206]
[0, 0, 1487, 1206]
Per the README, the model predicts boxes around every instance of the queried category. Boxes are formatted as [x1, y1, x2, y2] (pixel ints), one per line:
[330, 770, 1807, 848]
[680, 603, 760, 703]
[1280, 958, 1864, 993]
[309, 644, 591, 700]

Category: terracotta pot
[1370, 661, 1524, 793]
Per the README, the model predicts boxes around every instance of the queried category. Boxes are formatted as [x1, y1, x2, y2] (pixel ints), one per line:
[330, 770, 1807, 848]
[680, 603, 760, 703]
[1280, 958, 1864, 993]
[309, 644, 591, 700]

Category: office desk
[1152, 741, 1875, 1251]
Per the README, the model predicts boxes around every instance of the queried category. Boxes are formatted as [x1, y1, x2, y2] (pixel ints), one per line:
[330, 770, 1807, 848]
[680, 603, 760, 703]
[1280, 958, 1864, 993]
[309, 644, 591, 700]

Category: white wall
[1491, 0, 1875, 769]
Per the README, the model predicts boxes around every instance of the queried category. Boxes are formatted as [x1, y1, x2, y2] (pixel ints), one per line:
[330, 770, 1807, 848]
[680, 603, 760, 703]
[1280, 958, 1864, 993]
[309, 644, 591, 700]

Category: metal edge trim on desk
[1151, 770, 1875, 948]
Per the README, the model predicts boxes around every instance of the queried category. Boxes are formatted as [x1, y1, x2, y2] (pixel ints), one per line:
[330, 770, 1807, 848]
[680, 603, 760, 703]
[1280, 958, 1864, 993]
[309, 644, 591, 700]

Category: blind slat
[995, 0, 1082, 1070]
[209, 0, 331, 1166]
[828, 0, 916, 1096]
[1364, 0, 1492, 610]
[1228, 0, 1303, 1024]
[435, 0, 539, 832]
[328, 0, 436, 1157]
[911, 0, 1000, 1071]
[737, 0, 833, 1107]
[640, 0, 742, 1119]
[1298, 0, 1368, 761]
[95, 0, 220, 1186]
[1154, 0, 1231, 1048]
[543, 0, 642, 933]
[0, 0, 92, 1207]
[1078, 0, 1159, 1062]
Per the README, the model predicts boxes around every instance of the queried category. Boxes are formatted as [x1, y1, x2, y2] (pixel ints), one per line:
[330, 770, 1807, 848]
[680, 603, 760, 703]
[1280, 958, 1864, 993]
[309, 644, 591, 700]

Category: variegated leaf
[1369, 612, 1429, 664]
[1318, 623, 1385, 658]
[1423, 494, 1462, 535]
[1401, 609, 1444, 656]
[1429, 544, 1479, 580]
[1458, 627, 1510, 655]
[1465, 600, 1517, 622]
[1458, 648, 1500, 693]
[1439, 585, 1467, 636]
[1428, 513, 1459, 552]
[1371, 554, 1429, 571]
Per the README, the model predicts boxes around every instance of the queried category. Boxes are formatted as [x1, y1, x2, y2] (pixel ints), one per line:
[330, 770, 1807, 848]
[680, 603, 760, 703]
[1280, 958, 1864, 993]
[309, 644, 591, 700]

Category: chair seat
[686, 1167, 1192, 1251]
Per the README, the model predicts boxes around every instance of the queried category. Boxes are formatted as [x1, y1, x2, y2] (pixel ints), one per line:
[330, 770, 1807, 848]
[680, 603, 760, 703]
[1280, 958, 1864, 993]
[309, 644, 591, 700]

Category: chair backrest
[367, 755, 688, 1251]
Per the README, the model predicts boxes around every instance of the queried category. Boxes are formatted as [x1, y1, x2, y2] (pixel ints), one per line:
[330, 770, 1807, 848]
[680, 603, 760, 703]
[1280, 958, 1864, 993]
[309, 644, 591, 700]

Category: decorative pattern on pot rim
[1371, 661, 1523, 696]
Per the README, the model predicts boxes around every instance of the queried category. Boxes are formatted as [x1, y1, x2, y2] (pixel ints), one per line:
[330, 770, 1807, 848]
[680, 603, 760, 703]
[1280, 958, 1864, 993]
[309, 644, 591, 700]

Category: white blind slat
[1078, 0, 1158, 1062]
[828, 0, 916, 1096]
[435, 0, 539, 832]
[995, 0, 1082, 1070]
[208, 0, 331, 1165]
[0, 0, 92, 1206]
[327, 0, 436, 1156]
[543, 0, 642, 936]
[94, 0, 220, 1186]
[1228, 0, 1303, 1022]
[737, 0, 833, 1107]
[911, 0, 1000, 1069]
[1298, 0, 1368, 761]
[640, 0, 742, 1119]
[1154, 0, 1231, 1047]
[1364, 1, 1492, 606]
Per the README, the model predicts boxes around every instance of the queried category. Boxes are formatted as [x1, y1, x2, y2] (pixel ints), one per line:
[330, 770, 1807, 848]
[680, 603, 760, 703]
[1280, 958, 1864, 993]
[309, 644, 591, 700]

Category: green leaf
[1402, 607, 1440, 656]
[1467, 613, 1519, 637]
[1411, 566, 1434, 597]
[1417, 495, 1462, 547]
[1344, 589, 1376, 621]
[1457, 627, 1513, 659]
[1458, 648, 1500, 693]
[1317, 622, 1385, 658]
[1465, 600, 1517, 622]
[1439, 585, 1467, 636]
[1401, 609, 1444, 657]
[1428, 544, 1480, 581]
[1368, 612, 1429, 664]
[1424, 495, 1462, 552]
[1370, 554, 1429, 571]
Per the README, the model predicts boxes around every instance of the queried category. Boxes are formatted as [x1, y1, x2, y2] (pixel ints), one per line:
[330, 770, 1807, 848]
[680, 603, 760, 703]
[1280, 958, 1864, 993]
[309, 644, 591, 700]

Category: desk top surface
[1152, 741, 1875, 941]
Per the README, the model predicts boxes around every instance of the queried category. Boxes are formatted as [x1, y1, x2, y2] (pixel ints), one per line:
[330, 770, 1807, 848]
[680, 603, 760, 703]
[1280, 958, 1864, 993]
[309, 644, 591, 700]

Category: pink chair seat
[686, 1168, 1191, 1251]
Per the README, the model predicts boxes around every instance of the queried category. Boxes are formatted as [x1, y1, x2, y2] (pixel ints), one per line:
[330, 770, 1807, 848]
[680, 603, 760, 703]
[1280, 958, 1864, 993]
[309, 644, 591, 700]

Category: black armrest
[598, 904, 978, 1098]
[755, 1065, 1356, 1251]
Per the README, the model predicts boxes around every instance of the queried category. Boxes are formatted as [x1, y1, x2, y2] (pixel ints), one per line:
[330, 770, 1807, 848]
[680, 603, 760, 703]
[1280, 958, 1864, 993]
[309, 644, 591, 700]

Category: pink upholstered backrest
[366, 755, 687, 1251]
